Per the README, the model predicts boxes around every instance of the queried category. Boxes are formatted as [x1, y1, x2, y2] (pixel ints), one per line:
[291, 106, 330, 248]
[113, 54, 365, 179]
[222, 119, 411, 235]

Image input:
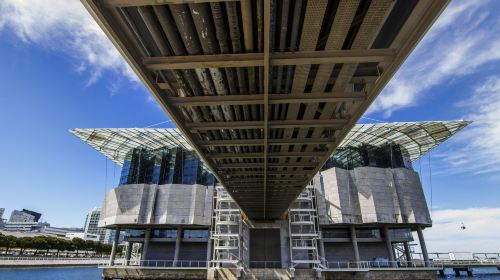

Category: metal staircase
[288, 185, 324, 270]
[211, 186, 243, 269]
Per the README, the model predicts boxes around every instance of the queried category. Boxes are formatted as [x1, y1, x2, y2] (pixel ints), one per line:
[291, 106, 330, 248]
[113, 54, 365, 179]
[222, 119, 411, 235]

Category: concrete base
[103, 268, 207, 280]
[104, 268, 438, 280]
[323, 270, 437, 280]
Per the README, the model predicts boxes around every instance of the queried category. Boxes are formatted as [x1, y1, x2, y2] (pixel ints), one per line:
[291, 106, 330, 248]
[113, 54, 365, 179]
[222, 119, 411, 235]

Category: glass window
[183, 229, 208, 239]
[322, 229, 349, 239]
[152, 229, 177, 238]
[125, 229, 145, 238]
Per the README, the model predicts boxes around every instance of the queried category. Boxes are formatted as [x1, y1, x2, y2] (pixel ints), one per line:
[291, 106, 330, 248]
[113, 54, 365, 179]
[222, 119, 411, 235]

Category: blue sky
[0, 0, 499, 252]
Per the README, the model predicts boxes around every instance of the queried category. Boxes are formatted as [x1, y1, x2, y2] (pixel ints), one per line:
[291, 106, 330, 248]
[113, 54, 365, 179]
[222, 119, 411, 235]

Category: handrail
[100, 259, 208, 268]
[324, 260, 441, 270]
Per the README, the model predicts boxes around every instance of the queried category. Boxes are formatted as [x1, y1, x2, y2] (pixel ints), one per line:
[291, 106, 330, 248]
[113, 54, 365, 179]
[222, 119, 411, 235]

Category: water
[0, 267, 498, 279]
[0, 267, 102, 280]
[440, 268, 500, 279]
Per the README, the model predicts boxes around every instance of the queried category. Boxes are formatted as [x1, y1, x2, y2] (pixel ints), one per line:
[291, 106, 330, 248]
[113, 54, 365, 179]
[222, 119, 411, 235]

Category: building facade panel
[100, 184, 213, 227]
[316, 167, 430, 226]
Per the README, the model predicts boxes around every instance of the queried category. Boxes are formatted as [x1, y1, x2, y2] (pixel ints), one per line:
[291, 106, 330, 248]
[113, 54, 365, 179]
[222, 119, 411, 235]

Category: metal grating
[81, 0, 450, 219]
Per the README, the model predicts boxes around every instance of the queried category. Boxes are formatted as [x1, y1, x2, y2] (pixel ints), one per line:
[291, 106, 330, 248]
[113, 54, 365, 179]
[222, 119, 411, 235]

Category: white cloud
[421, 207, 500, 253]
[0, 0, 138, 86]
[369, 0, 500, 117]
[432, 75, 500, 175]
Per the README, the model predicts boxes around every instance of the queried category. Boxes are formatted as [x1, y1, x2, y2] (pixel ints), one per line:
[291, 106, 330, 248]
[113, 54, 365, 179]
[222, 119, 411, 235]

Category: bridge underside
[83, 0, 448, 219]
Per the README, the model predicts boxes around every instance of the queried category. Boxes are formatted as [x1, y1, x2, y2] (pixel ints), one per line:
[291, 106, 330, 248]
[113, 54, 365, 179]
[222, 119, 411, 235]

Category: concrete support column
[125, 242, 133, 265]
[206, 234, 213, 266]
[350, 225, 360, 264]
[173, 226, 182, 267]
[403, 241, 412, 265]
[318, 230, 326, 267]
[384, 226, 396, 267]
[141, 228, 151, 262]
[417, 226, 430, 267]
[110, 228, 121, 266]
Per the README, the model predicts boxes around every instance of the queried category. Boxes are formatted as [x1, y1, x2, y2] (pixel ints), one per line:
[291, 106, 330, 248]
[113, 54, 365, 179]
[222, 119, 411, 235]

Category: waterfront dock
[0, 257, 117, 268]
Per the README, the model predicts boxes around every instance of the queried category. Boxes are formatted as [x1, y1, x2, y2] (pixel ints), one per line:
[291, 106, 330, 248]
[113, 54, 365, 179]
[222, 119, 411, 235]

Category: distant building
[9, 210, 37, 223]
[40, 226, 82, 238]
[66, 232, 100, 242]
[21, 209, 42, 222]
[0, 208, 4, 220]
[3, 221, 48, 232]
[84, 207, 106, 242]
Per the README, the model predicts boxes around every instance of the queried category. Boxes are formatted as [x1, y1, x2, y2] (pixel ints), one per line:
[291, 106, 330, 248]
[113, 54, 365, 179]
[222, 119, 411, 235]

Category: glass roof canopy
[71, 120, 470, 166]
[70, 128, 192, 165]
[338, 120, 471, 162]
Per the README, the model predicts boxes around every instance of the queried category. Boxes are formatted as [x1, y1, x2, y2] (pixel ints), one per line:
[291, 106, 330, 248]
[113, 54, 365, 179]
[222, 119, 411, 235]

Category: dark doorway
[249, 228, 281, 268]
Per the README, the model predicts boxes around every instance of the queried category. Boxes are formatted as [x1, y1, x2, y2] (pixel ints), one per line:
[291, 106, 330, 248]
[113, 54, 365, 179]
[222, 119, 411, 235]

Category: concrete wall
[316, 167, 431, 226]
[99, 184, 213, 227]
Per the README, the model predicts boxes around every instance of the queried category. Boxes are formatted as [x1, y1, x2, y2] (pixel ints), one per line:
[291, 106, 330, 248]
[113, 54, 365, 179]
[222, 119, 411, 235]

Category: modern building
[9, 209, 40, 223]
[0, 208, 4, 221]
[72, 121, 468, 279]
[40, 226, 83, 238]
[66, 232, 101, 242]
[78, 1, 456, 278]
[84, 207, 106, 242]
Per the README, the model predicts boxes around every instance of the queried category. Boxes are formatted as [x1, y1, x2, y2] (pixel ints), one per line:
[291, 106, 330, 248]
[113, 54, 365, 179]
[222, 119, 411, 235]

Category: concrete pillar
[403, 241, 412, 265]
[125, 242, 133, 265]
[417, 226, 430, 267]
[384, 226, 396, 267]
[109, 228, 121, 265]
[141, 228, 151, 262]
[350, 225, 360, 264]
[173, 226, 182, 266]
[206, 235, 213, 267]
[318, 230, 326, 267]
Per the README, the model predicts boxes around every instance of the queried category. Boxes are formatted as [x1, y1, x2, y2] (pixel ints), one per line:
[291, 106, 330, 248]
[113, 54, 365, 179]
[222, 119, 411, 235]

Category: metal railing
[0, 256, 109, 261]
[100, 259, 208, 268]
[324, 260, 440, 270]
[249, 261, 282, 269]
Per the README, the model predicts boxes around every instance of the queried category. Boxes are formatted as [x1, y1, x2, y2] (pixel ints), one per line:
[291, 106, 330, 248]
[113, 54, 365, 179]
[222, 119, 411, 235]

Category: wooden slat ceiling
[82, 0, 449, 219]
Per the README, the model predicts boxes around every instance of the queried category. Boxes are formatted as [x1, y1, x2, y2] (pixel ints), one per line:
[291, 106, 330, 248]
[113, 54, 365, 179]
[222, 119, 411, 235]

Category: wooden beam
[198, 137, 335, 146]
[207, 151, 325, 159]
[102, 0, 238, 8]
[187, 119, 348, 131]
[215, 162, 316, 168]
[165, 92, 366, 106]
[142, 48, 395, 70]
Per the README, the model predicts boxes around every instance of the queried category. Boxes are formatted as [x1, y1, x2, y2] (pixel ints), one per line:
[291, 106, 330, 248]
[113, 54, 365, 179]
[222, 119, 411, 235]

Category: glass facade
[119, 147, 215, 186]
[152, 229, 177, 238]
[183, 229, 209, 239]
[322, 144, 412, 171]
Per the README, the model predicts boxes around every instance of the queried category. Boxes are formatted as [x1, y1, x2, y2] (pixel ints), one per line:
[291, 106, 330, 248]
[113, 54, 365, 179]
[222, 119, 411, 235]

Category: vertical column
[141, 228, 151, 262]
[206, 232, 212, 267]
[384, 226, 396, 267]
[403, 241, 412, 265]
[125, 242, 133, 265]
[173, 226, 182, 266]
[318, 230, 326, 267]
[350, 225, 360, 264]
[109, 228, 121, 265]
[417, 226, 429, 267]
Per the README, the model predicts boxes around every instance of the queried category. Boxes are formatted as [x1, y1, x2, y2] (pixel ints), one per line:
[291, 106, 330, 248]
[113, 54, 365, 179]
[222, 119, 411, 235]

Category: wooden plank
[102, 0, 239, 7]
[142, 49, 394, 70]
[186, 119, 347, 131]
[199, 137, 335, 146]
[166, 92, 365, 106]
